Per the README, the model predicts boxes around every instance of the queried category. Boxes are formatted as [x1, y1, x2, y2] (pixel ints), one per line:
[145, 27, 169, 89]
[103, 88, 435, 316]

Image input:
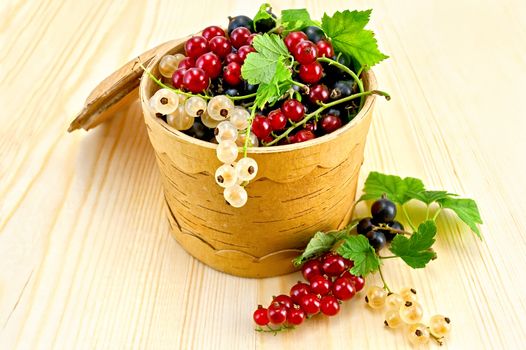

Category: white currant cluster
[365, 286, 452, 346]
[150, 89, 259, 208]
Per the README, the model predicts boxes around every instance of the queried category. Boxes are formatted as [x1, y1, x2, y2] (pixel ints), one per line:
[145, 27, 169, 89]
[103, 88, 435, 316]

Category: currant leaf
[437, 197, 483, 238]
[336, 235, 381, 276]
[321, 9, 388, 67]
[358, 171, 425, 204]
[281, 8, 319, 32]
[292, 230, 348, 266]
[390, 221, 437, 268]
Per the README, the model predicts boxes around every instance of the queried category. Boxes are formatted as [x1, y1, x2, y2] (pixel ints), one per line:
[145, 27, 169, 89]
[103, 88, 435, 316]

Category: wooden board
[1, 0, 526, 348]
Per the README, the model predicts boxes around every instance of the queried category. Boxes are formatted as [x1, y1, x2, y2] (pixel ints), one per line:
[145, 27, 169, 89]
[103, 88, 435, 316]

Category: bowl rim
[140, 42, 378, 154]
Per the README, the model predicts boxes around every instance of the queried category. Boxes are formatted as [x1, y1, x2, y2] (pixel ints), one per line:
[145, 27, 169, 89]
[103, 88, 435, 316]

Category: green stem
[356, 65, 367, 77]
[291, 79, 308, 90]
[402, 205, 417, 232]
[379, 255, 398, 259]
[229, 92, 257, 100]
[264, 89, 390, 146]
[372, 225, 411, 236]
[318, 56, 365, 109]
[425, 205, 431, 221]
[378, 265, 392, 293]
[432, 208, 442, 221]
[243, 107, 257, 158]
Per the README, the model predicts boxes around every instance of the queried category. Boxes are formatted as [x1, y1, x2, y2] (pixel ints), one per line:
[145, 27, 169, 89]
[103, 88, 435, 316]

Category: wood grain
[1, 0, 526, 348]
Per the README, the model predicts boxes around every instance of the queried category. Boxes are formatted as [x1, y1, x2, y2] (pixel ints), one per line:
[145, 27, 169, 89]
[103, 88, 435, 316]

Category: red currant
[320, 114, 343, 133]
[171, 68, 186, 89]
[272, 294, 293, 309]
[290, 281, 311, 304]
[304, 121, 317, 133]
[299, 293, 321, 315]
[225, 53, 242, 64]
[267, 109, 287, 131]
[332, 277, 356, 301]
[316, 40, 334, 58]
[251, 115, 272, 139]
[237, 45, 255, 62]
[230, 27, 251, 48]
[184, 36, 209, 58]
[182, 67, 209, 93]
[293, 130, 315, 143]
[343, 258, 354, 269]
[246, 33, 258, 46]
[223, 62, 242, 86]
[347, 274, 365, 292]
[253, 305, 270, 326]
[286, 307, 306, 326]
[284, 31, 308, 52]
[281, 99, 305, 122]
[268, 302, 288, 325]
[293, 40, 318, 64]
[195, 52, 221, 79]
[178, 57, 196, 70]
[299, 61, 323, 84]
[322, 254, 346, 276]
[320, 295, 340, 316]
[261, 134, 274, 144]
[202, 26, 226, 41]
[308, 84, 330, 105]
[209, 36, 232, 58]
[309, 275, 332, 295]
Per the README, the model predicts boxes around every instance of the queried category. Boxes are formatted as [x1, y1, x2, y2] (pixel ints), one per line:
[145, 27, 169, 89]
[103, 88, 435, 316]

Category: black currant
[254, 7, 277, 33]
[302, 26, 326, 43]
[243, 81, 258, 94]
[227, 15, 254, 35]
[330, 80, 357, 100]
[357, 217, 374, 235]
[325, 107, 342, 118]
[184, 119, 214, 141]
[366, 230, 387, 250]
[371, 198, 397, 223]
[225, 88, 240, 97]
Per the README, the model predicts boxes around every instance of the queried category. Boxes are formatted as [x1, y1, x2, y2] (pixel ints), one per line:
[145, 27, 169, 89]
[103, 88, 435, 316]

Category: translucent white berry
[235, 157, 258, 181]
[166, 105, 194, 130]
[224, 185, 248, 208]
[215, 121, 238, 143]
[207, 95, 234, 121]
[159, 54, 185, 78]
[406, 323, 430, 345]
[236, 131, 259, 147]
[365, 286, 387, 309]
[215, 164, 238, 188]
[184, 96, 207, 118]
[201, 111, 220, 128]
[399, 301, 424, 324]
[230, 106, 250, 130]
[386, 293, 404, 309]
[150, 88, 179, 114]
[384, 309, 403, 329]
[429, 314, 451, 338]
[399, 287, 418, 302]
[216, 140, 238, 164]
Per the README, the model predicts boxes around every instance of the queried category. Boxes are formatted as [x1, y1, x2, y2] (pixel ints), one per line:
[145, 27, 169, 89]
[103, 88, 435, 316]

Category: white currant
[236, 131, 259, 147]
[399, 301, 424, 324]
[386, 293, 404, 309]
[230, 106, 250, 130]
[216, 140, 238, 164]
[224, 185, 248, 208]
[429, 314, 451, 338]
[215, 164, 238, 188]
[384, 309, 403, 329]
[365, 286, 388, 309]
[201, 111, 221, 128]
[184, 96, 207, 118]
[159, 54, 185, 78]
[406, 323, 430, 345]
[399, 287, 418, 302]
[150, 88, 179, 115]
[235, 157, 258, 181]
[215, 121, 238, 143]
[166, 105, 194, 130]
[207, 95, 234, 121]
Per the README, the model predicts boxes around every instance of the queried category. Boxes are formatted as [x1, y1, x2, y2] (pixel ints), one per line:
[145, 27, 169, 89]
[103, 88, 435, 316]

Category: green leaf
[253, 3, 273, 31]
[390, 221, 437, 268]
[358, 171, 425, 204]
[321, 9, 388, 67]
[408, 190, 454, 205]
[337, 235, 380, 276]
[253, 65, 292, 109]
[293, 230, 348, 266]
[241, 34, 290, 85]
[438, 197, 483, 238]
[281, 8, 319, 32]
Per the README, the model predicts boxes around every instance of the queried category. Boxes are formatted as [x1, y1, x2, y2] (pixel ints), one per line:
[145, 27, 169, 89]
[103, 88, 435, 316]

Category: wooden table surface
[1, 0, 526, 348]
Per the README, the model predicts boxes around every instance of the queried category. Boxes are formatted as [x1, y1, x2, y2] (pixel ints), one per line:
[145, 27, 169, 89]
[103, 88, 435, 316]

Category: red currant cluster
[253, 252, 365, 332]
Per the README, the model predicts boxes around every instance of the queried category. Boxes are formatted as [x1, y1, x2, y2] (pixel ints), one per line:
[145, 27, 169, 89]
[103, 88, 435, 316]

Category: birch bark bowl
[140, 40, 378, 278]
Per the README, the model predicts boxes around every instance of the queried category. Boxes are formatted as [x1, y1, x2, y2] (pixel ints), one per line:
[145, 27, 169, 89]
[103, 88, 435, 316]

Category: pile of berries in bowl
[145, 4, 389, 207]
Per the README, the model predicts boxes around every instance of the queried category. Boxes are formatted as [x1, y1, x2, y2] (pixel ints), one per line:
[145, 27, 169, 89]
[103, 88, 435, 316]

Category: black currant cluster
[357, 196, 404, 250]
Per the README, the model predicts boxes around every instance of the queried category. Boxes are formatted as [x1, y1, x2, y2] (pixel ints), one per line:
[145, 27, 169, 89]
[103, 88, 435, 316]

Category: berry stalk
[317, 56, 366, 108]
